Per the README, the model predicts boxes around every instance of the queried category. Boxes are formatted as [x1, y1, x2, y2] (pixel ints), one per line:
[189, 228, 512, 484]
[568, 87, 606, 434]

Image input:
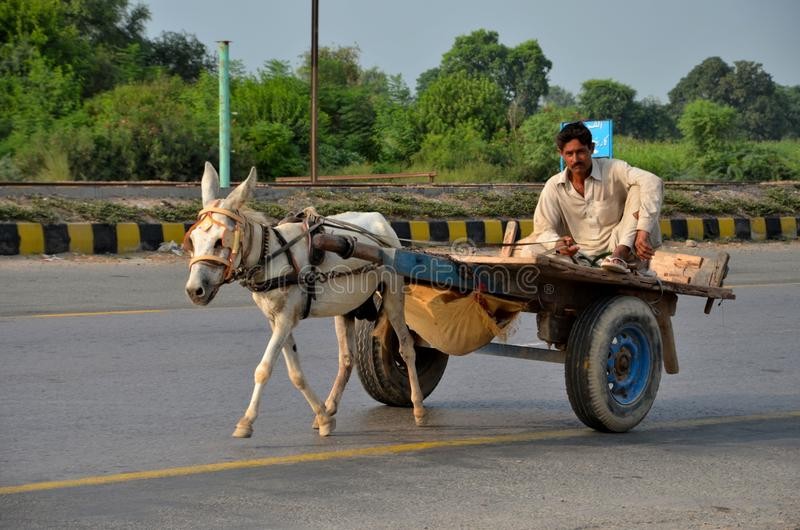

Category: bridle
[183, 201, 323, 287]
[183, 203, 387, 318]
[183, 200, 247, 282]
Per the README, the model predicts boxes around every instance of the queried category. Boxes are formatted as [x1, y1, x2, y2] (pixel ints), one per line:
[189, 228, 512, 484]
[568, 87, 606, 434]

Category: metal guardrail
[274, 172, 437, 184]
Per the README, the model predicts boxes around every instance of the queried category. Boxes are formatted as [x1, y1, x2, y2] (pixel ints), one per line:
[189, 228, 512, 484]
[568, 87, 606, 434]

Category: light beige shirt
[532, 158, 664, 256]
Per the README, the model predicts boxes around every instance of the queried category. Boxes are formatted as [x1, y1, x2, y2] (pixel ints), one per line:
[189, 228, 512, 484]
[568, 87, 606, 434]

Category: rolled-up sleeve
[624, 164, 664, 235]
[533, 179, 564, 250]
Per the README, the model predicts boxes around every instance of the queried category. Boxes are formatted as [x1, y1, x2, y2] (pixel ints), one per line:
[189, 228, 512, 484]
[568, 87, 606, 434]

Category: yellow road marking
[22, 309, 166, 319]
[726, 282, 800, 289]
[1, 411, 797, 496]
[2, 305, 257, 320]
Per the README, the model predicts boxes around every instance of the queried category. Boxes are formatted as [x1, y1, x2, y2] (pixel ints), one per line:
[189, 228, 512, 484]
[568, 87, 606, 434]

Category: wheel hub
[613, 348, 632, 380]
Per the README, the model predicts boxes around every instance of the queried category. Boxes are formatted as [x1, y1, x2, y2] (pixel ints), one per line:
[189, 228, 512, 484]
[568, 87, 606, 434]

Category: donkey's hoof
[312, 407, 337, 429]
[318, 417, 336, 437]
[232, 422, 253, 438]
[414, 411, 428, 427]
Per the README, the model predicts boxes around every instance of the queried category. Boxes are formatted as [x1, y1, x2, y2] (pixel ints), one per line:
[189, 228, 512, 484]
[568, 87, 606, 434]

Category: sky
[143, 0, 800, 102]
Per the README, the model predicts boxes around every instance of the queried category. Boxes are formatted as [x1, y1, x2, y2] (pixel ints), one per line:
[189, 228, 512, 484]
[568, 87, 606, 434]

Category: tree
[145, 31, 213, 82]
[416, 71, 506, 139]
[518, 106, 582, 181]
[669, 57, 789, 140]
[415, 67, 440, 95]
[668, 56, 733, 114]
[504, 38, 552, 115]
[578, 79, 637, 133]
[431, 29, 551, 117]
[722, 61, 784, 140]
[628, 97, 679, 141]
[299, 45, 361, 87]
[371, 75, 418, 163]
[542, 85, 576, 108]
[0, 51, 82, 155]
[440, 29, 507, 83]
[778, 85, 800, 139]
[297, 45, 396, 167]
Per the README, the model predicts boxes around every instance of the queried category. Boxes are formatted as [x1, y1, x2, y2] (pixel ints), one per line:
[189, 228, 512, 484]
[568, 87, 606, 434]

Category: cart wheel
[354, 311, 448, 407]
[565, 295, 662, 432]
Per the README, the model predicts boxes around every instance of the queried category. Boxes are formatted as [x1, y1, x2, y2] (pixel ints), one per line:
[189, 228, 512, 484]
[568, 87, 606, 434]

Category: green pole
[218, 41, 231, 189]
[310, 0, 319, 183]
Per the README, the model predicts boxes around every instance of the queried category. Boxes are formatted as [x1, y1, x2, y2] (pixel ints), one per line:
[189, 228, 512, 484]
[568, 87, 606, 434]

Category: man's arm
[533, 180, 578, 254]
[623, 162, 663, 259]
[624, 163, 664, 236]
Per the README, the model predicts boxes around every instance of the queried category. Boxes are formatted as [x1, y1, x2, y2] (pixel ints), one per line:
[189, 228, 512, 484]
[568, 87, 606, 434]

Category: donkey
[184, 163, 426, 437]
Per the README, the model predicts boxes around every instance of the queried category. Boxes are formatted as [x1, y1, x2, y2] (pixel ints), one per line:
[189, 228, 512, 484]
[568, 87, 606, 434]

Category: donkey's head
[184, 162, 257, 305]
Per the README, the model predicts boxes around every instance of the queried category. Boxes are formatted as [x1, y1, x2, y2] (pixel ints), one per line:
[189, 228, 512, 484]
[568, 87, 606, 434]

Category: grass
[662, 185, 800, 217]
[615, 138, 693, 180]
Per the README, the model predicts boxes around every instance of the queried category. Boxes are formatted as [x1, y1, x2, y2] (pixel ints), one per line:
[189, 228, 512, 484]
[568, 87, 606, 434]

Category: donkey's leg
[312, 315, 354, 430]
[282, 335, 336, 437]
[232, 316, 292, 438]
[325, 315, 355, 416]
[382, 283, 427, 426]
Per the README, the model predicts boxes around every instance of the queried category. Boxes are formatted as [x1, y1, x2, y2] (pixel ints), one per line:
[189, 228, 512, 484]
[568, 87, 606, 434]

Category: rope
[319, 217, 396, 247]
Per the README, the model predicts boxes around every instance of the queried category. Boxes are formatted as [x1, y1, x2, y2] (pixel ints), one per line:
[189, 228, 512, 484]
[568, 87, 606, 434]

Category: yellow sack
[404, 284, 526, 356]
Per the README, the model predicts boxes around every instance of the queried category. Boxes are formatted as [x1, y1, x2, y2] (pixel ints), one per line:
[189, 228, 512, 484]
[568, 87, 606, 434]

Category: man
[527, 121, 664, 274]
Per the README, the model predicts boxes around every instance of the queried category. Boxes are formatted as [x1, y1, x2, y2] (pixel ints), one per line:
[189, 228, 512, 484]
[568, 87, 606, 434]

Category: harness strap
[273, 229, 315, 320]
[197, 206, 245, 224]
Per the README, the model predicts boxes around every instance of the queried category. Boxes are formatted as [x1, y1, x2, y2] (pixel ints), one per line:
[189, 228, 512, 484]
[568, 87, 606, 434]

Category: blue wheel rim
[606, 323, 651, 405]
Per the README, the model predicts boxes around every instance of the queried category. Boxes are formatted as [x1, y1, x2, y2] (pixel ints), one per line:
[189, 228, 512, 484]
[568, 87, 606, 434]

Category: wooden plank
[648, 249, 731, 290]
[500, 221, 519, 257]
[451, 253, 735, 300]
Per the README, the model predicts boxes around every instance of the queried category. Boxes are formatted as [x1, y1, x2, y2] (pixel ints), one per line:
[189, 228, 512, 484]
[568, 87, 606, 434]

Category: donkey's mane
[240, 207, 270, 225]
[239, 206, 320, 226]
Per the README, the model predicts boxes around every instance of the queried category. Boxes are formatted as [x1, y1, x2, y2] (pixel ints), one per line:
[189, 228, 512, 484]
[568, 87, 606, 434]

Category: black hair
[556, 121, 593, 150]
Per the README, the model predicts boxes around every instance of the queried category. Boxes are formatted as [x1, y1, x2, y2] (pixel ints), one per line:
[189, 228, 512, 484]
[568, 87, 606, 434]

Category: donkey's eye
[214, 239, 224, 249]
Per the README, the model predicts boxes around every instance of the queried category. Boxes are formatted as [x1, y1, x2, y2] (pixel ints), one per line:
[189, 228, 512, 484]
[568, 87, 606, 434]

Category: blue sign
[559, 120, 613, 170]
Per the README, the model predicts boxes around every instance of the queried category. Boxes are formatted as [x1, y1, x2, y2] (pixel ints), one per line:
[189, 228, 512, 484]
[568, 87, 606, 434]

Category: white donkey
[184, 163, 426, 437]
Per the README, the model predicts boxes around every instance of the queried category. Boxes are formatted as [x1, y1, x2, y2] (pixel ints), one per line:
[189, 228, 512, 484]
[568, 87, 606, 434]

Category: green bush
[700, 143, 797, 181]
[678, 99, 737, 153]
[416, 71, 506, 139]
[413, 125, 489, 170]
[13, 75, 216, 181]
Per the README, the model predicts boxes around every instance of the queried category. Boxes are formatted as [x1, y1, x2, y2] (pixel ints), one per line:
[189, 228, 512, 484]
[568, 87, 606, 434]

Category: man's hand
[634, 230, 655, 260]
[555, 235, 580, 257]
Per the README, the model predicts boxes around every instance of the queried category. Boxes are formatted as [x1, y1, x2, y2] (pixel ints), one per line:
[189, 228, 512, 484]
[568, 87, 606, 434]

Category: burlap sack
[404, 284, 526, 355]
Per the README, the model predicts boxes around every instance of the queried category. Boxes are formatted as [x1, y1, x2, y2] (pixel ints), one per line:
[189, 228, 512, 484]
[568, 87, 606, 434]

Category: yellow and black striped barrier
[0, 217, 798, 256]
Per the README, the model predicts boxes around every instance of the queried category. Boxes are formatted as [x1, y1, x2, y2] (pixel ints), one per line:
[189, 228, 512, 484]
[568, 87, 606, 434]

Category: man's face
[559, 139, 594, 175]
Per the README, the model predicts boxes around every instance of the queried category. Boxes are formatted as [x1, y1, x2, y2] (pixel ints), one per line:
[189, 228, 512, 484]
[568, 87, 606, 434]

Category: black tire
[565, 295, 662, 433]
[354, 311, 448, 407]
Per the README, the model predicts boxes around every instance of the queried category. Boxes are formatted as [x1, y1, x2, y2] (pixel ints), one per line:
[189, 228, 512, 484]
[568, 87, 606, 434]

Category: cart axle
[474, 343, 566, 364]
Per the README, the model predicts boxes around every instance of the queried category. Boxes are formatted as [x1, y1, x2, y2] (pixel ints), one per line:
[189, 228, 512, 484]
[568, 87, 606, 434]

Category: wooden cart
[313, 227, 735, 433]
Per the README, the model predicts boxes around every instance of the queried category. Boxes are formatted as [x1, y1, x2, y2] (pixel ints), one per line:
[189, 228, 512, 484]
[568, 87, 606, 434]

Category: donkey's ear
[224, 167, 257, 210]
[201, 162, 220, 206]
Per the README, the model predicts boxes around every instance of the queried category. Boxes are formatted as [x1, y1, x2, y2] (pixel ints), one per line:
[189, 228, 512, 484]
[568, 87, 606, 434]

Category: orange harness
[182, 201, 246, 283]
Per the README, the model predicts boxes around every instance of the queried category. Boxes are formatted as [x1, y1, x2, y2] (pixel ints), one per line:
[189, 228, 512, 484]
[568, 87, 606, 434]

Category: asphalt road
[0, 242, 799, 529]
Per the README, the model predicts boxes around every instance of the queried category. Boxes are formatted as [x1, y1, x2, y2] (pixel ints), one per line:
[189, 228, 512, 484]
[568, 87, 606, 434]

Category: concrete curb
[1, 217, 799, 256]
